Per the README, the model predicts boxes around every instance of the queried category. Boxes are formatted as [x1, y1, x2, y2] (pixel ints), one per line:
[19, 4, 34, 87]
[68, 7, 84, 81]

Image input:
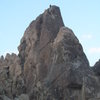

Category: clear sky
[0, 0, 100, 66]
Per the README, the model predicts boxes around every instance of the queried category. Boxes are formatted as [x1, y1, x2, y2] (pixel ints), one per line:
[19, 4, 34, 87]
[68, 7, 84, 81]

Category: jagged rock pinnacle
[18, 5, 64, 67]
[0, 5, 100, 100]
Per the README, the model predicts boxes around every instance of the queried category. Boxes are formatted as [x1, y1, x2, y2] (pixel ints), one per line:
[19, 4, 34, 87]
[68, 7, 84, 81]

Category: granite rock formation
[92, 59, 100, 76]
[0, 5, 100, 100]
[0, 53, 26, 100]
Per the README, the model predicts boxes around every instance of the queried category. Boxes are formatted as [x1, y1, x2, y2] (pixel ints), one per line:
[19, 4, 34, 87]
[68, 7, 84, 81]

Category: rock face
[0, 5, 100, 100]
[0, 53, 25, 99]
[92, 59, 100, 75]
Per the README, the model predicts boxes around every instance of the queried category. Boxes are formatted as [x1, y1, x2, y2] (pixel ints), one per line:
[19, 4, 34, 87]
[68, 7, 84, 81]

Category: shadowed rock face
[92, 59, 100, 76]
[0, 5, 100, 100]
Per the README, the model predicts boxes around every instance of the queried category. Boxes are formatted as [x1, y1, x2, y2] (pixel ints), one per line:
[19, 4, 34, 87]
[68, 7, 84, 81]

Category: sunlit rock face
[0, 5, 100, 100]
[18, 5, 64, 93]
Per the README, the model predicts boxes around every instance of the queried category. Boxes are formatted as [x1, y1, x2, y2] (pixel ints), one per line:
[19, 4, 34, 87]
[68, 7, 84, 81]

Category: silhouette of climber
[49, 5, 52, 14]
[50, 4, 52, 8]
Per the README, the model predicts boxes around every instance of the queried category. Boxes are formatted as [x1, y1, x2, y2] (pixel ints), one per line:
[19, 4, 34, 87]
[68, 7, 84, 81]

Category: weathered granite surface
[0, 5, 100, 100]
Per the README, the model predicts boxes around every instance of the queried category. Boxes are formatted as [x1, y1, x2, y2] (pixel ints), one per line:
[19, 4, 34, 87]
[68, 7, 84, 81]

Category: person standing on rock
[50, 4, 52, 8]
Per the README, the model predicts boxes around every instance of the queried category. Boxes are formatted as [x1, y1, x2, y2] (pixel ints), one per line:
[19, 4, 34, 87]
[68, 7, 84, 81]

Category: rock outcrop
[0, 5, 100, 100]
[92, 59, 100, 76]
[0, 53, 25, 99]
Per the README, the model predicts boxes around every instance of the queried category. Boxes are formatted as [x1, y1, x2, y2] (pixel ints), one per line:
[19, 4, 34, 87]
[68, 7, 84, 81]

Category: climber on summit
[49, 5, 53, 14]
[50, 4, 52, 8]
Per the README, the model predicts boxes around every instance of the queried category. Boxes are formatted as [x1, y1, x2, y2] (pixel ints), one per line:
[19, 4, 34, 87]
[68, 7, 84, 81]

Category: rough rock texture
[92, 59, 100, 76]
[0, 53, 25, 99]
[0, 5, 100, 100]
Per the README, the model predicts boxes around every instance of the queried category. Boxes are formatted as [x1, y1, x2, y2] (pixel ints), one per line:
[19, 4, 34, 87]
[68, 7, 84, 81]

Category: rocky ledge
[0, 5, 100, 100]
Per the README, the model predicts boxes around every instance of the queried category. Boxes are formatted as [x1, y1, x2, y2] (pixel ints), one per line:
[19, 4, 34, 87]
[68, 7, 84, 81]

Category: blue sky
[0, 0, 100, 66]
